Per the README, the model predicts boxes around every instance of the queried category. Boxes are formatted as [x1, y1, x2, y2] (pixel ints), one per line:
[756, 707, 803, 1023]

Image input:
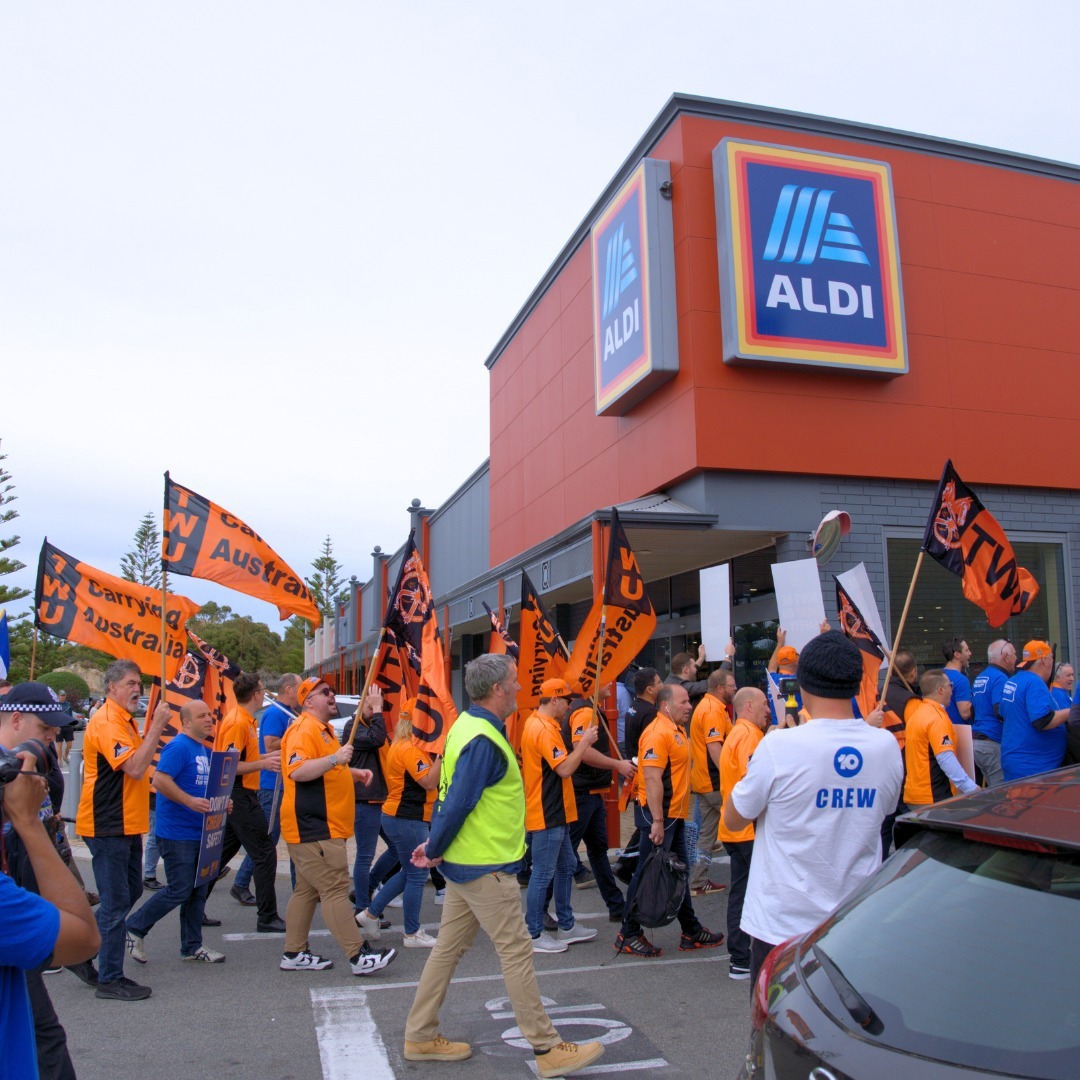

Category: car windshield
[805, 829, 1080, 1079]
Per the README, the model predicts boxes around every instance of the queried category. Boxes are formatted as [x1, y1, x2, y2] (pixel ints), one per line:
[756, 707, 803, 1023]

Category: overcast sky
[2, 1, 1077, 631]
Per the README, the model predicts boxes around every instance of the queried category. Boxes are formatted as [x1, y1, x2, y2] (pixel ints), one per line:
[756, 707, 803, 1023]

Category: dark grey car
[743, 766, 1080, 1080]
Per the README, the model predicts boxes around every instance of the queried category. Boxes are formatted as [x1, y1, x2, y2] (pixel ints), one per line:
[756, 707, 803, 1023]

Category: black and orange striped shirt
[689, 695, 731, 794]
[280, 712, 355, 842]
[382, 741, 437, 822]
[75, 698, 151, 837]
[636, 714, 691, 821]
[521, 710, 577, 831]
[215, 705, 261, 791]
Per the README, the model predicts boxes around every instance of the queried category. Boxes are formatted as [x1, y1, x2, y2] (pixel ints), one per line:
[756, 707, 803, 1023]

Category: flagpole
[880, 550, 924, 694]
[29, 625, 38, 680]
[346, 626, 386, 749]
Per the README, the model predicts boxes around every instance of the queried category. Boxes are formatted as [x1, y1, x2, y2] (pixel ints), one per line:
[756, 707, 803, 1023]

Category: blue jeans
[127, 837, 208, 957]
[352, 801, 383, 907]
[143, 802, 160, 878]
[86, 834, 144, 983]
[526, 826, 574, 938]
[369, 815, 429, 934]
[237, 787, 293, 890]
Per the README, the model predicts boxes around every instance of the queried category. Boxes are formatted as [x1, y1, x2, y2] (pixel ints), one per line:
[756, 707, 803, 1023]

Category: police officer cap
[0, 682, 67, 725]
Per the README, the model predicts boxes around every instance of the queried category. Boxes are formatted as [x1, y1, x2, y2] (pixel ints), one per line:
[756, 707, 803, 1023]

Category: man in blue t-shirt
[1050, 663, 1074, 711]
[1000, 640, 1070, 783]
[125, 701, 232, 965]
[231, 673, 299, 902]
[942, 637, 973, 726]
[0, 731, 100, 1079]
[971, 639, 1016, 787]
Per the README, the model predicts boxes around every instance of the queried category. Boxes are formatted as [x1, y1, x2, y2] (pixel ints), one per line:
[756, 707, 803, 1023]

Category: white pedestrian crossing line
[311, 987, 394, 1080]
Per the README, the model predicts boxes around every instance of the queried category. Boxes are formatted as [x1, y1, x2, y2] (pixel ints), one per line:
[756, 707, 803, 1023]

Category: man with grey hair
[75, 659, 172, 1000]
[1051, 663, 1074, 710]
[972, 639, 1016, 787]
[231, 672, 300, 904]
[404, 654, 603, 1078]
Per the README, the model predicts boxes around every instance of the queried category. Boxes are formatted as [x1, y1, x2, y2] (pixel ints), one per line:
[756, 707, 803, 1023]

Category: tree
[306, 535, 343, 622]
[39, 671, 91, 709]
[0, 438, 30, 615]
[120, 510, 162, 588]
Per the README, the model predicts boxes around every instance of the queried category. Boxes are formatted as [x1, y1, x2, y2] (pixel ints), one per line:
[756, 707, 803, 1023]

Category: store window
[885, 534, 1070, 674]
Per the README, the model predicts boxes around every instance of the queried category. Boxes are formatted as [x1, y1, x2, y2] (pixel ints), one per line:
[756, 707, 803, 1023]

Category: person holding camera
[0, 684, 100, 1078]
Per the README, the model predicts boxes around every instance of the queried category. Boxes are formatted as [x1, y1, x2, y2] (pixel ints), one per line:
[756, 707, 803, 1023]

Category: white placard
[835, 562, 892, 650]
[771, 558, 826, 653]
[699, 563, 731, 661]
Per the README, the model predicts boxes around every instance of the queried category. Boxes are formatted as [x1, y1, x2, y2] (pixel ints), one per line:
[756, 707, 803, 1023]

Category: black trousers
[725, 839, 754, 967]
[214, 785, 280, 924]
[27, 969, 76, 1080]
[749, 936, 780, 993]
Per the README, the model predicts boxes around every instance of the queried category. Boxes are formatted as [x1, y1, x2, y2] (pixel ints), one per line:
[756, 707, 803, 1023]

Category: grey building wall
[427, 463, 490, 599]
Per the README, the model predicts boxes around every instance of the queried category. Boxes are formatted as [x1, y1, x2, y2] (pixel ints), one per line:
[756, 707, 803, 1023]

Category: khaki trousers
[690, 791, 724, 889]
[286, 837, 363, 959]
[405, 872, 560, 1051]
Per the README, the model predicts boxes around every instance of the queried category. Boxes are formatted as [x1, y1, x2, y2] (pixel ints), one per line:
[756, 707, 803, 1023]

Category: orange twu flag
[145, 630, 241, 777]
[482, 601, 519, 659]
[921, 460, 1039, 628]
[563, 507, 656, 698]
[162, 473, 321, 627]
[371, 534, 457, 754]
[35, 539, 199, 683]
[516, 569, 567, 714]
[835, 579, 885, 720]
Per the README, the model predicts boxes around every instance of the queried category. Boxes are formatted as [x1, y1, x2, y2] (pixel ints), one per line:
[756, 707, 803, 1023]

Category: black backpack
[626, 845, 688, 928]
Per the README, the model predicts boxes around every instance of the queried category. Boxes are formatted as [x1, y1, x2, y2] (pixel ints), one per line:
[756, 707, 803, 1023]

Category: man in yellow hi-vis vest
[404, 653, 604, 1078]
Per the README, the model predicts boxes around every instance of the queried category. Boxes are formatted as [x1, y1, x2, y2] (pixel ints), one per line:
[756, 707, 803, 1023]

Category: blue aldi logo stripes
[714, 139, 907, 375]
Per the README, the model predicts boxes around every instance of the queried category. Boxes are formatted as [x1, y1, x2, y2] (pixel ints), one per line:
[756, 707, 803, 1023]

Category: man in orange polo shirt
[688, 668, 735, 895]
[716, 687, 770, 979]
[279, 677, 396, 976]
[614, 684, 725, 958]
[211, 671, 284, 933]
[904, 669, 978, 810]
[520, 678, 598, 953]
[75, 659, 172, 1001]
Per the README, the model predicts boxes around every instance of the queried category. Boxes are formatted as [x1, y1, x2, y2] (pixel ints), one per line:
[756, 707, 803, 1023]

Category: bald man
[125, 701, 232, 972]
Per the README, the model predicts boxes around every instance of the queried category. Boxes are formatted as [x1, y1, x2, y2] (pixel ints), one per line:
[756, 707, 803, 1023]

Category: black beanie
[796, 631, 863, 699]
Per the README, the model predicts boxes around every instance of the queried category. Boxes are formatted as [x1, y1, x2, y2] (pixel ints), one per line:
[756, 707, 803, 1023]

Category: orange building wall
[488, 113, 1080, 568]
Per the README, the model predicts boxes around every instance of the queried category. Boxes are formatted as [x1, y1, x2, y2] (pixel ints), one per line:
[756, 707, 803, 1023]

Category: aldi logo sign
[591, 159, 679, 415]
[714, 139, 907, 375]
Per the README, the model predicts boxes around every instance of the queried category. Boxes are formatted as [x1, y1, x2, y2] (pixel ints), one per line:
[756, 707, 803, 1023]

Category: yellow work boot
[403, 1034, 473, 1062]
[536, 1040, 605, 1077]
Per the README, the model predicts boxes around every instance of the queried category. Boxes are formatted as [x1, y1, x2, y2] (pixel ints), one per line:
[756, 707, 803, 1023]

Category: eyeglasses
[308, 687, 333, 698]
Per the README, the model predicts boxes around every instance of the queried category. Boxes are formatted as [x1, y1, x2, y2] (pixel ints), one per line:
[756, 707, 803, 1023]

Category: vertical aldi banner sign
[921, 460, 1038, 627]
[714, 139, 907, 374]
[196, 749, 239, 884]
[591, 159, 679, 415]
[163, 474, 322, 628]
[35, 540, 199, 683]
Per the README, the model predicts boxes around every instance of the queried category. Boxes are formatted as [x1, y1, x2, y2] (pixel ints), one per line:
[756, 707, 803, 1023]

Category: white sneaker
[279, 949, 334, 971]
[532, 932, 568, 954]
[558, 922, 597, 945]
[354, 908, 382, 940]
[434, 889, 446, 906]
[403, 929, 438, 948]
[351, 944, 397, 976]
[387, 896, 404, 908]
[126, 932, 148, 965]
[182, 946, 225, 964]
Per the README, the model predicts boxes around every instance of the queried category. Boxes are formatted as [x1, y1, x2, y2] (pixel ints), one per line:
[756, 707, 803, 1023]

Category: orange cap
[1020, 640, 1052, 667]
[776, 646, 799, 670]
[296, 677, 327, 706]
[540, 677, 572, 699]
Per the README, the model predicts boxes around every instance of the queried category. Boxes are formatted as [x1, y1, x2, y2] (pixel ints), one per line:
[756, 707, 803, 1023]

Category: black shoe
[257, 916, 287, 933]
[214, 866, 231, 882]
[142, 877, 164, 891]
[96, 978, 152, 1001]
[613, 863, 635, 885]
[230, 884, 257, 907]
[66, 960, 99, 986]
[379, 918, 391, 931]
[608, 911, 625, 923]
[201, 914, 222, 927]
[678, 927, 725, 951]
[85, 891, 100, 906]
[543, 912, 558, 932]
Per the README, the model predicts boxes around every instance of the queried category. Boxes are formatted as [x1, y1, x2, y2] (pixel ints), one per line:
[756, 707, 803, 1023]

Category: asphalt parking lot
[49, 850, 751, 1079]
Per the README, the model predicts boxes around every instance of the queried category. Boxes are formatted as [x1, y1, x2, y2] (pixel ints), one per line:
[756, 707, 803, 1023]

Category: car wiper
[810, 944, 884, 1036]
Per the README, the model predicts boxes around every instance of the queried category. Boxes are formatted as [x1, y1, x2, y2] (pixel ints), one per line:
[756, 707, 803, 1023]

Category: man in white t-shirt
[722, 630, 903, 988]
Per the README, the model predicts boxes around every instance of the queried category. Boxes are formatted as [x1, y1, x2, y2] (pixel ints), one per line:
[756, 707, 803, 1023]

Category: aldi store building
[307, 95, 1080, 697]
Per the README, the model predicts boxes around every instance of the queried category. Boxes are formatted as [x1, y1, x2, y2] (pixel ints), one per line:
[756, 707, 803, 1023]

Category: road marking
[527, 1057, 668, 1076]
[490, 1002, 605, 1019]
[224, 921, 441, 942]
[358, 952, 728, 992]
[310, 987, 394, 1080]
